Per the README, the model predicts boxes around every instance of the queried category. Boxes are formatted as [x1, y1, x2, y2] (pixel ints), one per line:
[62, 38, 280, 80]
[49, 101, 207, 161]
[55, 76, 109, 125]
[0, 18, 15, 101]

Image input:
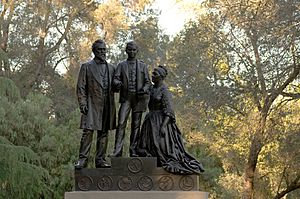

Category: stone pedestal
[68, 157, 208, 199]
[75, 157, 200, 191]
[65, 191, 208, 199]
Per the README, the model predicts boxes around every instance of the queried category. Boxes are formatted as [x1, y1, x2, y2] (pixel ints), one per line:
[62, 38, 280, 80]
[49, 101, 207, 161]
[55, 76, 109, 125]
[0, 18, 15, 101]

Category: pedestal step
[65, 191, 209, 199]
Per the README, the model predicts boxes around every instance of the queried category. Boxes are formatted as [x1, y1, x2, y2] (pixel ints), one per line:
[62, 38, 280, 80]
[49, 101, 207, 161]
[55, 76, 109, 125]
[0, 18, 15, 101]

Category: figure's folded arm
[112, 63, 123, 91]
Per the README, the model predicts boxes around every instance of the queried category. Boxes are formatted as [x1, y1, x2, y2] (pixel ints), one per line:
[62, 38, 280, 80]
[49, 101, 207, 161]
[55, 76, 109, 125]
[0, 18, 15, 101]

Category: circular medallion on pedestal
[127, 158, 143, 173]
[97, 175, 113, 191]
[179, 176, 194, 191]
[138, 176, 153, 191]
[118, 176, 133, 191]
[77, 176, 93, 191]
[158, 176, 174, 191]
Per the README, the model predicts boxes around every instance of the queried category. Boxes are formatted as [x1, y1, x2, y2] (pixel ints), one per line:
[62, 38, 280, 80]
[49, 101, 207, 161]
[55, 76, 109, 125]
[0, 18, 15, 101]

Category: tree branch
[0, 0, 15, 51]
[250, 32, 267, 97]
[280, 92, 300, 99]
[223, 27, 264, 111]
[46, 12, 75, 55]
[53, 56, 68, 71]
[276, 166, 287, 196]
[273, 175, 300, 199]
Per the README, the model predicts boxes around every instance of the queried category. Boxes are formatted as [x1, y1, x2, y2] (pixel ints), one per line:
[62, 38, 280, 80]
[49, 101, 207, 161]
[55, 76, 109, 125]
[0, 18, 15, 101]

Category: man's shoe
[74, 160, 87, 169]
[145, 152, 152, 157]
[108, 153, 121, 158]
[130, 153, 139, 157]
[96, 162, 111, 168]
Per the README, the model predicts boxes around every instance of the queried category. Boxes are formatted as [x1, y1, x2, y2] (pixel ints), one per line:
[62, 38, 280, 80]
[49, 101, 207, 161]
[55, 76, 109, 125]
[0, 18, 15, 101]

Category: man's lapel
[107, 63, 112, 89]
[123, 61, 129, 83]
[136, 60, 140, 89]
[89, 60, 104, 88]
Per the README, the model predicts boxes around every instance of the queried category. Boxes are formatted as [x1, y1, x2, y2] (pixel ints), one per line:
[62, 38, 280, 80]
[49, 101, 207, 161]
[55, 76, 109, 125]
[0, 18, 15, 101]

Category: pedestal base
[65, 191, 208, 199]
[75, 158, 200, 191]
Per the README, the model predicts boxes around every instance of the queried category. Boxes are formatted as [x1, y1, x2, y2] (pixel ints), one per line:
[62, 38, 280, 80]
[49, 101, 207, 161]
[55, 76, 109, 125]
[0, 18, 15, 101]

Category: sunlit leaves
[168, 0, 300, 197]
[94, 0, 129, 42]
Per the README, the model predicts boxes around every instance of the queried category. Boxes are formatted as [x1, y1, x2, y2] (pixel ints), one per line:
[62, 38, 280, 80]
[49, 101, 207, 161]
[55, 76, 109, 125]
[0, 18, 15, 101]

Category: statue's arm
[113, 63, 122, 90]
[162, 87, 175, 120]
[76, 64, 88, 114]
[160, 86, 176, 136]
[142, 64, 151, 93]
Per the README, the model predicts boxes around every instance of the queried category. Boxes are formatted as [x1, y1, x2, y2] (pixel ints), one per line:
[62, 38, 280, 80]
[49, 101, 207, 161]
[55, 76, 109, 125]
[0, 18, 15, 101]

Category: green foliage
[0, 77, 81, 198]
[132, 12, 170, 69]
[0, 92, 53, 147]
[0, 136, 50, 199]
[167, 0, 300, 197]
[0, 77, 21, 102]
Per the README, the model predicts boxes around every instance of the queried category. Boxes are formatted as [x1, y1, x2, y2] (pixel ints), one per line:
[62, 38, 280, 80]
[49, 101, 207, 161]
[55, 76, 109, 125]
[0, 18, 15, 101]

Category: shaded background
[0, 0, 300, 198]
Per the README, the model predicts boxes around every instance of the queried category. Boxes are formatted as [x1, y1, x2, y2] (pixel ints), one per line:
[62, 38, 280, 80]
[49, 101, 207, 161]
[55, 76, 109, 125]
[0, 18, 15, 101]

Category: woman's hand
[159, 124, 166, 137]
[80, 105, 88, 115]
[114, 81, 123, 90]
[160, 116, 170, 137]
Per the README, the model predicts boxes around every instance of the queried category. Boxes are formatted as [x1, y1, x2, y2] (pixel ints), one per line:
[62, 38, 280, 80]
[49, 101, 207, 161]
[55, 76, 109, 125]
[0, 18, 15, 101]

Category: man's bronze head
[126, 41, 138, 60]
[92, 39, 106, 61]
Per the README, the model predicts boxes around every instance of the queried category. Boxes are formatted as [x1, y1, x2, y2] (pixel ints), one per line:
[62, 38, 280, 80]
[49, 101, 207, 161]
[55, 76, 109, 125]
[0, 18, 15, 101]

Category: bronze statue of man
[111, 41, 151, 157]
[75, 39, 116, 169]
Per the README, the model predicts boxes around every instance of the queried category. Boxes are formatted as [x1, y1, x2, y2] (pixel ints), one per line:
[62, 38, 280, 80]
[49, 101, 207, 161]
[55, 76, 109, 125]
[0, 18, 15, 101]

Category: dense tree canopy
[167, 0, 300, 198]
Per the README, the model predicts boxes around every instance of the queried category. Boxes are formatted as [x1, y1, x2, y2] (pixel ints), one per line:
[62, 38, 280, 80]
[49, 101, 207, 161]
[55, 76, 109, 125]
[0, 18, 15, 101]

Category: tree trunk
[0, 0, 15, 77]
[243, 113, 267, 199]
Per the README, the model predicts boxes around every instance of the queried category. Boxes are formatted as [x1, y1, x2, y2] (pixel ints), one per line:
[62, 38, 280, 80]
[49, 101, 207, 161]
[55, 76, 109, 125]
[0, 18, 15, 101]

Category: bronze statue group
[75, 39, 204, 175]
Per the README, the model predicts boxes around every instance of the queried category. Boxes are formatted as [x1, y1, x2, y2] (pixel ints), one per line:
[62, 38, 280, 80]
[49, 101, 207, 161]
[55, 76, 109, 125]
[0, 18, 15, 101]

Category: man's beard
[99, 54, 106, 60]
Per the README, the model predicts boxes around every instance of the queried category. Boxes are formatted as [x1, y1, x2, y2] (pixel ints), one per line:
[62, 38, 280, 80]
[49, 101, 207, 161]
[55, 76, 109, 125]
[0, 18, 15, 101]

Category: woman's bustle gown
[137, 84, 204, 174]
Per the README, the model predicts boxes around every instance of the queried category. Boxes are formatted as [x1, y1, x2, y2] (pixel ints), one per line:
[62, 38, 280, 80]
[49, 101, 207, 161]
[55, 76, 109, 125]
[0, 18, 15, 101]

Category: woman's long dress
[138, 84, 204, 174]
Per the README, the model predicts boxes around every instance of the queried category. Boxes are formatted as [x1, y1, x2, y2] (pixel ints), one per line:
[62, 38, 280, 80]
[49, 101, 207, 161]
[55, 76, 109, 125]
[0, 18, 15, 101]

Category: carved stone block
[74, 157, 200, 191]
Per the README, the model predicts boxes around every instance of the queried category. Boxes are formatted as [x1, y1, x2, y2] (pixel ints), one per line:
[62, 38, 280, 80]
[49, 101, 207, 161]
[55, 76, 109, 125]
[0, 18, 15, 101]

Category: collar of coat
[93, 58, 107, 64]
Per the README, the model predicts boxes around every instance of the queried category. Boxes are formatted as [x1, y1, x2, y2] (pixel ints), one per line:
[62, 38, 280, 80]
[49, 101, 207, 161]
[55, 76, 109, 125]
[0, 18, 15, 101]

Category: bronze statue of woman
[137, 65, 205, 174]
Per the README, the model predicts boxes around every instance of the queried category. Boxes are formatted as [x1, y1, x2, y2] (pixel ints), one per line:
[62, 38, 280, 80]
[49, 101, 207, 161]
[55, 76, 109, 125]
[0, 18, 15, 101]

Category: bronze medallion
[158, 176, 174, 191]
[97, 175, 113, 191]
[127, 158, 143, 173]
[77, 176, 93, 191]
[118, 176, 133, 191]
[138, 176, 153, 191]
[179, 176, 194, 191]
